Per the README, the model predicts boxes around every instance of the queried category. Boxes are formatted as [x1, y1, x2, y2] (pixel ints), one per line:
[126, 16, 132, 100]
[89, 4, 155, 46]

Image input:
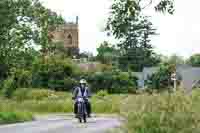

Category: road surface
[0, 114, 121, 133]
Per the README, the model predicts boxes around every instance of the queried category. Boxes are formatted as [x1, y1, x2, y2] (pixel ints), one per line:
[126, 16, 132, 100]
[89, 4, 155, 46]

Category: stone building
[49, 16, 79, 56]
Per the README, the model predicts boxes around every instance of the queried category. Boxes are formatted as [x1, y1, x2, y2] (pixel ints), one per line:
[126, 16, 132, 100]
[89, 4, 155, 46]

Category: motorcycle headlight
[78, 98, 84, 102]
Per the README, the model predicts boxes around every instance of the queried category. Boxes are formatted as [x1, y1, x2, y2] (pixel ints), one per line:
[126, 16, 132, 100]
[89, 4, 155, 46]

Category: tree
[96, 41, 119, 65]
[106, 0, 171, 71]
[165, 54, 185, 65]
[121, 15, 161, 71]
[0, 0, 65, 80]
[155, 0, 175, 14]
[146, 63, 176, 91]
[106, 0, 174, 38]
[187, 54, 200, 67]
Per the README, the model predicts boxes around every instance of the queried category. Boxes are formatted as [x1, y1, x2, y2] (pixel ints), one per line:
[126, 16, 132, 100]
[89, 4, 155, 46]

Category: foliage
[13, 88, 70, 101]
[187, 54, 200, 67]
[13, 88, 30, 102]
[12, 69, 32, 88]
[86, 70, 137, 93]
[2, 77, 17, 98]
[96, 41, 119, 65]
[0, 90, 122, 114]
[0, 0, 65, 83]
[78, 51, 95, 61]
[26, 89, 55, 101]
[107, 0, 160, 71]
[0, 112, 33, 124]
[164, 54, 185, 65]
[121, 91, 200, 133]
[155, 0, 175, 14]
[96, 90, 109, 98]
[47, 42, 68, 57]
[63, 77, 78, 91]
[32, 56, 80, 90]
[146, 63, 177, 91]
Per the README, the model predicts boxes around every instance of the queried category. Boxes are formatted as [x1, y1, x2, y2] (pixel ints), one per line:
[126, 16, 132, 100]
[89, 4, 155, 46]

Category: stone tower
[50, 16, 79, 55]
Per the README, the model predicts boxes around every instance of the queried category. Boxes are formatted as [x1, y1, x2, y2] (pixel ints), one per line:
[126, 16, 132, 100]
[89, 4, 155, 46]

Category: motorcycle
[77, 97, 87, 123]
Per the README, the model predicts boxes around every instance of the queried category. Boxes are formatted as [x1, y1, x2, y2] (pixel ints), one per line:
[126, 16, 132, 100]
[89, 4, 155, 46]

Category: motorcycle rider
[72, 79, 92, 118]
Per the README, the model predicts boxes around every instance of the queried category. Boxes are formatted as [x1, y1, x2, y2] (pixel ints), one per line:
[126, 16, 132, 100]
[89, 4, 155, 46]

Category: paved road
[0, 115, 121, 133]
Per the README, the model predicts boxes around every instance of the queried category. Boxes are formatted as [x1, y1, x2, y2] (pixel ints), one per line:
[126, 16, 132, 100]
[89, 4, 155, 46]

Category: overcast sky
[40, 0, 200, 58]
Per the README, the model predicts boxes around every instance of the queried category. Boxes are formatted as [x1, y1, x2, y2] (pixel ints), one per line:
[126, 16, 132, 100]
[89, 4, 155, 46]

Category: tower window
[67, 34, 72, 44]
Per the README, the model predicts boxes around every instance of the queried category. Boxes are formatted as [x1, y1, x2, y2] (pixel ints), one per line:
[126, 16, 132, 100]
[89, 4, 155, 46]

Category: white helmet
[80, 79, 87, 84]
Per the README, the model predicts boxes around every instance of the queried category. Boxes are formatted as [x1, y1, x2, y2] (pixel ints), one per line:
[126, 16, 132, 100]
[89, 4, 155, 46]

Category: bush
[96, 90, 109, 97]
[86, 70, 137, 93]
[146, 63, 177, 91]
[0, 112, 33, 124]
[63, 77, 78, 91]
[2, 77, 17, 98]
[13, 69, 32, 88]
[32, 56, 80, 90]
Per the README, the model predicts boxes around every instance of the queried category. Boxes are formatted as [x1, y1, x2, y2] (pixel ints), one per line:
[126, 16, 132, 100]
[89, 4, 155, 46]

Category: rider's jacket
[72, 86, 91, 99]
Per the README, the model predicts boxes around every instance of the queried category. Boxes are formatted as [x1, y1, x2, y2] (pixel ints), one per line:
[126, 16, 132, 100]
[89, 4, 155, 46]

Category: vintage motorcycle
[77, 97, 87, 123]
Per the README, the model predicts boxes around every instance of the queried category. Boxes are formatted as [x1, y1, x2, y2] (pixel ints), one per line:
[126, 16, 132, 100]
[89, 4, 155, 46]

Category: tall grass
[120, 90, 200, 133]
[0, 88, 123, 114]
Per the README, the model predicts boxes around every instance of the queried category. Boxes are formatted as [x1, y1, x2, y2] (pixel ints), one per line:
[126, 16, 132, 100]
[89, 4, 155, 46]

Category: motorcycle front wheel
[83, 114, 87, 123]
[78, 117, 82, 123]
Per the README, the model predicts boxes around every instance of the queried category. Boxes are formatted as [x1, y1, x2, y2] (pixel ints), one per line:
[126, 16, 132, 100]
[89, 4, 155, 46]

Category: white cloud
[41, 0, 200, 58]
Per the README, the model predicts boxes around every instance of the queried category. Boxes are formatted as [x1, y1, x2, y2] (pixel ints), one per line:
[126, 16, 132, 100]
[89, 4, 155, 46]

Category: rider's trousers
[74, 100, 91, 115]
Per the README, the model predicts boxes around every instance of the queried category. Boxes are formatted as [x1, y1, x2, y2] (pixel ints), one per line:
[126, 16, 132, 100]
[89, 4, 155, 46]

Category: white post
[171, 73, 177, 92]
[174, 79, 176, 92]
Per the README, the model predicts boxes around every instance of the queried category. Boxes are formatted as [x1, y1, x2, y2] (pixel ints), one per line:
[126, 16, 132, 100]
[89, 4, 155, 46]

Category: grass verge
[120, 90, 200, 133]
[0, 88, 124, 114]
[0, 112, 33, 124]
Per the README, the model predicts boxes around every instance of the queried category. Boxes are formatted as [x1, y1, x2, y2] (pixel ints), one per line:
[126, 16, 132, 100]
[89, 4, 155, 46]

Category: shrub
[96, 90, 109, 97]
[86, 70, 137, 93]
[0, 112, 33, 124]
[2, 77, 17, 98]
[32, 56, 80, 90]
[146, 63, 177, 91]
[13, 69, 32, 88]
[63, 77, 78, 91]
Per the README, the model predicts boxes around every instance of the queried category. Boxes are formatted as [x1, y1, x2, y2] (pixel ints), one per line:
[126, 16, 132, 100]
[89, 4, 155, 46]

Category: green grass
[3, 88, 200, 133]
[0, 88, 124, 114]
[0, 112, 33, 124]
[120, 90, 200, 133]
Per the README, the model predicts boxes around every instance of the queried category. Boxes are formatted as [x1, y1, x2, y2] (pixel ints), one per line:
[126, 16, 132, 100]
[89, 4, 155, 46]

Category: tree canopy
[187, 54, 200, 67]
[106, 0, 163, 71]
[0, 0, 65, 80]
[96, 41, 119, 65]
